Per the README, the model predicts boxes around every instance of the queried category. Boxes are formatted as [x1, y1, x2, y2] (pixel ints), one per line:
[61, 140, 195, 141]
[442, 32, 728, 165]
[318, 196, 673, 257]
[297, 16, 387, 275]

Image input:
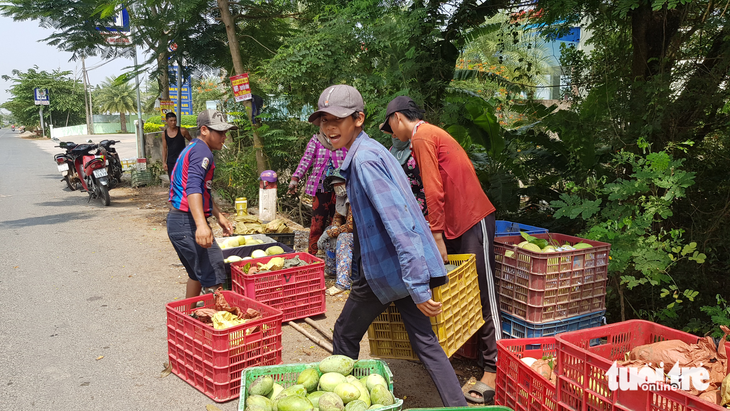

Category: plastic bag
[628, 340, 692, 373]
[212, 311, 246, 330]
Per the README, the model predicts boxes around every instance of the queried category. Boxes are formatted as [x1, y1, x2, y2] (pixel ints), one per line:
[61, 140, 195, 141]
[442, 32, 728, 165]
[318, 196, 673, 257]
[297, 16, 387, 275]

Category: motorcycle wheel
[99, 183, 111, 206]
[65, 175, 77, 191]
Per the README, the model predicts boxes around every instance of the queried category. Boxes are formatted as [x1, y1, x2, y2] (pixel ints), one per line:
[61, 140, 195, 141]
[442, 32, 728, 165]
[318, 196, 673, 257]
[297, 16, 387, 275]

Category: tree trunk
[157, 45, 170, 100]
[217, 0, 268, 175]
[120, 112, 127, 133]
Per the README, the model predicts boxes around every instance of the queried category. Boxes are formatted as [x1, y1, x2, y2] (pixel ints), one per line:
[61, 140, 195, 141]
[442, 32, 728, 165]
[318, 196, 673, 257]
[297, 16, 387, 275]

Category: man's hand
[417, 299, 443, 317]
[163, 163, 168, 171]
[218, 214, 233, 237]
[195, 225, 214, 248]
[287, 178, 299, 195]
[432, 232, 448, 263]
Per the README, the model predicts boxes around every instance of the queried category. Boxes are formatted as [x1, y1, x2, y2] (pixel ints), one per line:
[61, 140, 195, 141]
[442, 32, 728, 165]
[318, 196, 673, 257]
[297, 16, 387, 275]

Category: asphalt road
[0, 129, 460, 410]
[0, 129, 243, 410]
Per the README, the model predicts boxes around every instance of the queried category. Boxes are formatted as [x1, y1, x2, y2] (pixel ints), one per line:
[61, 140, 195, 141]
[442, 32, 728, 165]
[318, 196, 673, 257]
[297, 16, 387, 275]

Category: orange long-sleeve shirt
[410, 123, 496, 239]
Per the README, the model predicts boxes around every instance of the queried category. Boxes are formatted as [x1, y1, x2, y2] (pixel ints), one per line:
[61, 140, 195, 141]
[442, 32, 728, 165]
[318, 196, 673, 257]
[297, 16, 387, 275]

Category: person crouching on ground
[167, 109, 235, 299]
[317, 169, 354, 296]
[308, 84, 468, 407]
[382, 96, 500, 404]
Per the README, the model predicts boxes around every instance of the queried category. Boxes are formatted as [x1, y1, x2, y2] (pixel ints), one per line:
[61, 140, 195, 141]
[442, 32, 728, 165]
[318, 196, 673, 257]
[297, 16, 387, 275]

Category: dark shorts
[166, 209, 226, 288]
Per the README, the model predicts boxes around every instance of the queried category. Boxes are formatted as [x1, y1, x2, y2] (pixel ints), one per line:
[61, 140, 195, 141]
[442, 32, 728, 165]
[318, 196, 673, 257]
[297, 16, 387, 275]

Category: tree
[1, 67, 85, 128]
[509, 0, 730, 330]
[95, 77, 137, 133]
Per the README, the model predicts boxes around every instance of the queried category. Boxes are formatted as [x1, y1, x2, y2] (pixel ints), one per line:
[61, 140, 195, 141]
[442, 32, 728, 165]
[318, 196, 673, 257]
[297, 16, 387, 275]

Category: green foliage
[700, 295, 730, 338]
[550, 147, 705, 323]
[1, 67, 85, 128]
[95, 76, 137, 133]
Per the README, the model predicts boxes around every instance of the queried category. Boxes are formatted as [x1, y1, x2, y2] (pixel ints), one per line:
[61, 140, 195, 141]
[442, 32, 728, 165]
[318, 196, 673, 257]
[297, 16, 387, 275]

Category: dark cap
[308, 85, 365, 126]
[197, 109, 238, 132]
[380, 96, 424, 133]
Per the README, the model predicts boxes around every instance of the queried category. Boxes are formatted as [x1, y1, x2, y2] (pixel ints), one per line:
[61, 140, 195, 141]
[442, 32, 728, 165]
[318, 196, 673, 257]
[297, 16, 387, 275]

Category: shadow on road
[0, 212, 90, 229]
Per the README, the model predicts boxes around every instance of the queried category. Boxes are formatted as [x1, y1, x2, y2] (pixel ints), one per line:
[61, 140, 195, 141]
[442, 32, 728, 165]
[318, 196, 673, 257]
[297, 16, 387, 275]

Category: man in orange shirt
[382, 96, 501, 404]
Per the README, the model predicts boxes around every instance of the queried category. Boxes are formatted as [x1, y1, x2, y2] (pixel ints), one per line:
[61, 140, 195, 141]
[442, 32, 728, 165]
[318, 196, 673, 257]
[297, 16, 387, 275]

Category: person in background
[317, 170, 354, 295]
[288, 131, 347, 255]
[382, 96, 500, 404]
[167, 109, 235, 299]
[385, 126, 429, 219]
[308, 84, 468, 407]
[162, 112, 193, 179]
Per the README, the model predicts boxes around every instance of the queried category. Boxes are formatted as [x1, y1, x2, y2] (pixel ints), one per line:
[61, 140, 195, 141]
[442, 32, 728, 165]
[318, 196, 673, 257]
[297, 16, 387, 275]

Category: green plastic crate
[238, 359, 403, 411]
[131, 169, 153, 188]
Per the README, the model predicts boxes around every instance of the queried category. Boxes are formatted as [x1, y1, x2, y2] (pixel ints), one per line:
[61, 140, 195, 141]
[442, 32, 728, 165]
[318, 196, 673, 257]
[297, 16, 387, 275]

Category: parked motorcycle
[53, 141, 79, 191]
[70, 143, 112, 206]
[98, 139, 123, 187]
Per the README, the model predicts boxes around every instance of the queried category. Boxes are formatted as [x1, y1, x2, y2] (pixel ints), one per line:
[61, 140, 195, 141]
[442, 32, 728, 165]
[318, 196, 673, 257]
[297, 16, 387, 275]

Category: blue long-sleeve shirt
[340, 132, 447, 305]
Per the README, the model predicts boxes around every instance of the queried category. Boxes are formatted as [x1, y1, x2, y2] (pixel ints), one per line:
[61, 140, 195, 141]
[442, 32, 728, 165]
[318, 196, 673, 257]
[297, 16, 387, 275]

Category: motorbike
[53, 141, 80, 191]
[98, 139, 123, 187]
[70, 143, 112, 206]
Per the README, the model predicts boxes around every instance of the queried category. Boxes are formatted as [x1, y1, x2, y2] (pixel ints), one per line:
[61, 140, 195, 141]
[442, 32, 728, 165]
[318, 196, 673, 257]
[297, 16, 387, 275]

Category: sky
[0, 15, 143, 106]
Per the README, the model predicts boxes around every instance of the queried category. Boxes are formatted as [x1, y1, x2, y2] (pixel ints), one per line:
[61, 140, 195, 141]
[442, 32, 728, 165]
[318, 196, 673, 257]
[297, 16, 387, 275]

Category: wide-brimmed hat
[308, 85, 364, 126]
[197, 109, 238, 132]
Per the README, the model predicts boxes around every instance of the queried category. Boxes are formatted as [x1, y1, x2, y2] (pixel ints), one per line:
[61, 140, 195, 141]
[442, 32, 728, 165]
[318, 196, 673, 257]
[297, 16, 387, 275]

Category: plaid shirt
[340, 132, 447, 305]
[292, 135, 347, 196]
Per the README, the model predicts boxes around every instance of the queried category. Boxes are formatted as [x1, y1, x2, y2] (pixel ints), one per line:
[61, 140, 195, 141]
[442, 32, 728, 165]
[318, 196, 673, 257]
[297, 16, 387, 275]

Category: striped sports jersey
[169, 139, 215, 216]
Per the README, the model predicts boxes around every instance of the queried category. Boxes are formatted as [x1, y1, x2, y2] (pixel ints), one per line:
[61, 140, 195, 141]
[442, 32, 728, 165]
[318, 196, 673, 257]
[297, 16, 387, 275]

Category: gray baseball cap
[308, 85, 364, 125]
[197, 109, 238, 132]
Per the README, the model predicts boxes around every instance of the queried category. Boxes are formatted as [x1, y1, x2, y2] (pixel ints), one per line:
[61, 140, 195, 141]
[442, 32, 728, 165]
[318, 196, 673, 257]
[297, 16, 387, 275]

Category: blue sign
[169, 65, 193, 115]
[97, 8, 130, 33]
[34, 88, 49, 106]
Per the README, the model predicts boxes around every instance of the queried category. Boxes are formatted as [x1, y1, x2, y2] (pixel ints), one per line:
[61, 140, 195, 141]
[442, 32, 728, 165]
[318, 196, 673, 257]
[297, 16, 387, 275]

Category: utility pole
[81, 57, 91, 134]
[131, 3, 145, 158]
[81, 57, 95, 135]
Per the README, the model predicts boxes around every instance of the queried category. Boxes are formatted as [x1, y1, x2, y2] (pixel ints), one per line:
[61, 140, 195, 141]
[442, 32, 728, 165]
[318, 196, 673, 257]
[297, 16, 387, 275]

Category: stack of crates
[494, 224, 610, 340]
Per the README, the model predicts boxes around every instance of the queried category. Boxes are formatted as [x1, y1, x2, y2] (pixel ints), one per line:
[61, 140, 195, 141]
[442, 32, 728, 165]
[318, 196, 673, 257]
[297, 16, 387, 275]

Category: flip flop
[464, 380, 495, 404]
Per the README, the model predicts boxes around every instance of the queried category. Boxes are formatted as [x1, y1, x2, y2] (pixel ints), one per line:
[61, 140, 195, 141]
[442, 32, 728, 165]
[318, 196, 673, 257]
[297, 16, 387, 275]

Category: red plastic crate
[166, 291, 283, 402]
[555, 319, 730, 411]
[496, 337, 558, 411]
[495, 233, 610, 323]
[230, 252, 326, 322]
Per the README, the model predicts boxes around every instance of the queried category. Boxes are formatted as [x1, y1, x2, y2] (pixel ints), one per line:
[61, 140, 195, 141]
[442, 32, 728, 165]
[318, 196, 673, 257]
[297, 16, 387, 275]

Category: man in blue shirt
[308, 85, 467, 407]
[167, 109, 236, 299]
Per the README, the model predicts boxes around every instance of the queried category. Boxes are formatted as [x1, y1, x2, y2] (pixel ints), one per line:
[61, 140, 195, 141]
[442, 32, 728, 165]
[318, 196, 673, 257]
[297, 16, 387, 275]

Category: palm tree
[95, 77, 137, 133]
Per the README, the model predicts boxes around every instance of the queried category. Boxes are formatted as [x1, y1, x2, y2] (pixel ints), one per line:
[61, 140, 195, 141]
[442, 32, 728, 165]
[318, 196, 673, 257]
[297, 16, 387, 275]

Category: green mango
[319, 355, 355, 376]
[298, 368, 321, 393]
[250, 375, 275, 396]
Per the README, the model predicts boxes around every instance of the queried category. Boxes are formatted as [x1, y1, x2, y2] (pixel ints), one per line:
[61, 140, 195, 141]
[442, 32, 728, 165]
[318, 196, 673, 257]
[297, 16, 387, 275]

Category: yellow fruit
[517, 241, 529, 248]
[226, 238, 240, 248]
[573, 242, 593, 249]
[521, 243, 542, 253]
[504, 250, 515, 258]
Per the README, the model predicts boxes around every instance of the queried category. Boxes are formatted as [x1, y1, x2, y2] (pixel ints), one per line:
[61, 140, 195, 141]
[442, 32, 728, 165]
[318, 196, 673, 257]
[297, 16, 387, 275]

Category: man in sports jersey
[162, 112, 193, 179]
[167, 109, 236, 298]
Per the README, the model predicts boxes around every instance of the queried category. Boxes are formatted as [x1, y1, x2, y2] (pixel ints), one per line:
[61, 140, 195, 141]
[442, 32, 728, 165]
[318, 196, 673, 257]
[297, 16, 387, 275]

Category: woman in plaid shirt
[288, 134, 347, 255]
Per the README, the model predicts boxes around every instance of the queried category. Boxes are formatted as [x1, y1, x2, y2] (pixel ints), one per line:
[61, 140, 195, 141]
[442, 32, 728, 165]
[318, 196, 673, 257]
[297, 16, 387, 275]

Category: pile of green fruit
[224, 246, 287, 264]
[244, 355, 397, 411]
[504, 232, 593, 258]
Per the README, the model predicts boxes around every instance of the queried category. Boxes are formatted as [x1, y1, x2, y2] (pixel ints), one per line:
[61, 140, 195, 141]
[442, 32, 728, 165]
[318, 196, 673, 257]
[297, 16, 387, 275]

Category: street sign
[97, 8, 131, 44]
[34, 88, 50, 106]
[160, 100, 174, 121]
[169, 65, 193, 115]
[230, 73, 252, 102]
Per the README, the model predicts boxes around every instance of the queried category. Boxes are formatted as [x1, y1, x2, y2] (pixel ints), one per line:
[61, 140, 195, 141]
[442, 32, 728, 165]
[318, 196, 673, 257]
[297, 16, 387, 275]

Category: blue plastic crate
[501, 310, 605, 339]
[495, 220, 548, 237]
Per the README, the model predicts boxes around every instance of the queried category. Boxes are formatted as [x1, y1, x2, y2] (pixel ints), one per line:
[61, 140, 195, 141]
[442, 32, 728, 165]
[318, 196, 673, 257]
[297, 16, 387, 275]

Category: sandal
[463, 380, 495, 404]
